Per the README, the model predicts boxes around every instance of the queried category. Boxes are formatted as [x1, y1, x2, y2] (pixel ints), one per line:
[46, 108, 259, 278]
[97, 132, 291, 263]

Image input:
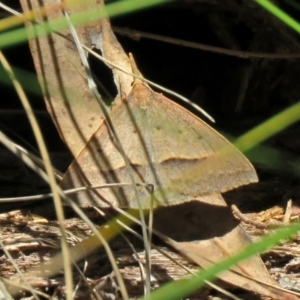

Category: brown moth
[60, 56, 258, 209]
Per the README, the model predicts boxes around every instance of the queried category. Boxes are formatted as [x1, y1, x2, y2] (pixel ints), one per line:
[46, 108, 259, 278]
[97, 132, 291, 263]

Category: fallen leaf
[20, 0, 132, 157]
[154, 198, 299, 300]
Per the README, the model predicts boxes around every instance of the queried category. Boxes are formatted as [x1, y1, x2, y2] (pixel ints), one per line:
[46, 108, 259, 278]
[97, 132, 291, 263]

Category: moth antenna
[129, 53, 146, 86]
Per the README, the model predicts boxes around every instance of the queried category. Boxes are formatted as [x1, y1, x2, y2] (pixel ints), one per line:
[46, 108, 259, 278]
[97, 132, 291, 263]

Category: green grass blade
[255, 0, 300, 33]
[234, 101, 300, 152]
[0, 0, 169, 49]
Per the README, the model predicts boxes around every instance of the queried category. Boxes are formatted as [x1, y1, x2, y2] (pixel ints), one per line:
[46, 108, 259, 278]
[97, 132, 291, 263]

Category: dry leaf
[154, 198, 298, 300]
[20, 0, 132, 157]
